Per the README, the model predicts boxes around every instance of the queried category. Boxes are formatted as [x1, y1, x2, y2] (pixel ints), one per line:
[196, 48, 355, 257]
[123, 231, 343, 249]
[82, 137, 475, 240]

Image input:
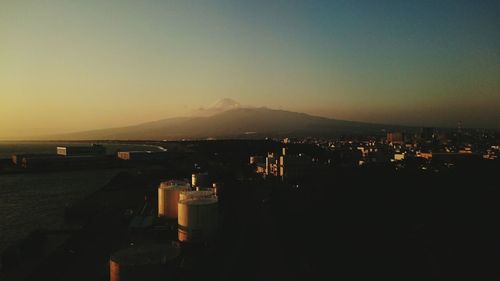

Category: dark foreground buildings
[1, 135, 499, 281]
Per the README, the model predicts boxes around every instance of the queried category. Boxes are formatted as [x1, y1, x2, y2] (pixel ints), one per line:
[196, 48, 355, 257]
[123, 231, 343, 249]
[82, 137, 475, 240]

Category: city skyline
[1, 0, 499, 139]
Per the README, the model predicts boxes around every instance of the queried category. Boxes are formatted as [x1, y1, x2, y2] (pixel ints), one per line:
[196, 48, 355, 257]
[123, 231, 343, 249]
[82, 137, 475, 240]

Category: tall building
[387, 132, 404, 144]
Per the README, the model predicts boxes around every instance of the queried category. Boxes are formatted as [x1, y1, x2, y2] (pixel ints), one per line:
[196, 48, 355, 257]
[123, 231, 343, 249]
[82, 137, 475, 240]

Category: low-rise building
[57, 144, 106, 156]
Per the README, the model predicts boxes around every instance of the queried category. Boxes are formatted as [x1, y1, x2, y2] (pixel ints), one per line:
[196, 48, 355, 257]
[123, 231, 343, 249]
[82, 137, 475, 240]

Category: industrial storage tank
[191, 172, 209, 189]
[158, 180, 191, 219]
[179, 190, 215, 201]
[109, 242, 180, 281]
[178, 198, 218, 243]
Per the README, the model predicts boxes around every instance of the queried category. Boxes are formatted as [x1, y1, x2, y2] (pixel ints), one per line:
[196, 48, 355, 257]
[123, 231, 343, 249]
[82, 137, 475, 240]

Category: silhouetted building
[416, 151, 433, 160]
[117, 151, 168, 161]
[420, 127, 435, 142]
[249, 155, 264, 165]
[279, 153, 312, 180]
[265, 153, 279, 176]
[282, 137, 298, 144]
[11, 153, 53, 166]
[387, 132, 404, 144]
[483, 146, 499, 160]
[331, 149, 362, 167]
[367, 148, 391, 163]
[21, 155, 107, 169]
[432, 152, 482, 163]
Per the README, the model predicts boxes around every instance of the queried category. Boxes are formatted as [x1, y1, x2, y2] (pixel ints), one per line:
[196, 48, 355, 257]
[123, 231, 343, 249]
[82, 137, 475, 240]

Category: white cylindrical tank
[158, 181, 191, 219]
[178, 198, 218, 243]
[179, 190, 215, 201]
[109, 242, 180, 281]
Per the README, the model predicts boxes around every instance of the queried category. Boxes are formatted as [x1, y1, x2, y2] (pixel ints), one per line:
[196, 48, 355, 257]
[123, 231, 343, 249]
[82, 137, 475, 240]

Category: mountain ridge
[41, 107, 406, 140]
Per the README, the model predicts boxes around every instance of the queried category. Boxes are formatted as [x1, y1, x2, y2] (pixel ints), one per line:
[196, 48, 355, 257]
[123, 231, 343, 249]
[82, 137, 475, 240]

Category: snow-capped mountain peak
[208, 98, 241, 110]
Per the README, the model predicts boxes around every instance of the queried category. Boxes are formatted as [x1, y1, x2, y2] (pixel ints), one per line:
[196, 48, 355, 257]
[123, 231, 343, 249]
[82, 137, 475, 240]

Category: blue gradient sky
[1, 0, 499, 138]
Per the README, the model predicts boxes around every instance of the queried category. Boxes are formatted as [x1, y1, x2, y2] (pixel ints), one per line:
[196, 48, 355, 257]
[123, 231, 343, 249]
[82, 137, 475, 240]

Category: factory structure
[8, 144, 174, 171]
[157, 175, 219, 238]
[109, 172, 220, 281]
[11, 144, 108, 170]
[156, 175, 218, 243]
[1, 136, 497, 281]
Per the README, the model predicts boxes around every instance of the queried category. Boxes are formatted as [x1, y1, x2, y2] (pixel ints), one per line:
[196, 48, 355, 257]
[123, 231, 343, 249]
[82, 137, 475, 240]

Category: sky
[1, 0, 499, 139]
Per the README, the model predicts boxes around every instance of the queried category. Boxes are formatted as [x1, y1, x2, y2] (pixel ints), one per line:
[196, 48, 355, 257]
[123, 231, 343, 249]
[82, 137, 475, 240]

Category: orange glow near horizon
[1, 1, 499, 139]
